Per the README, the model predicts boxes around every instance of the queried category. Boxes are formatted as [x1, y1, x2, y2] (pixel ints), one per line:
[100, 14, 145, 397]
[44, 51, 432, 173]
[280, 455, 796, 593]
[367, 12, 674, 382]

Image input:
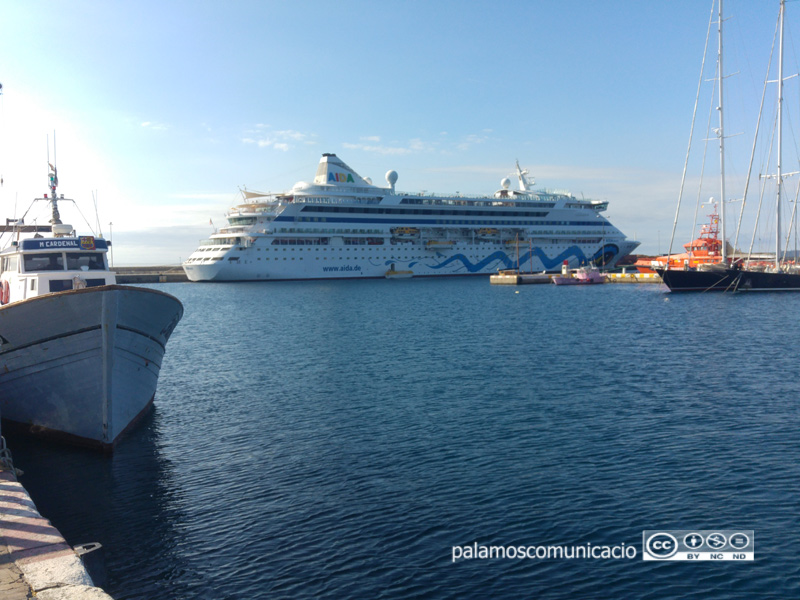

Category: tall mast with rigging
[775, 0, 785, 270]
[718, 0, 728, 264]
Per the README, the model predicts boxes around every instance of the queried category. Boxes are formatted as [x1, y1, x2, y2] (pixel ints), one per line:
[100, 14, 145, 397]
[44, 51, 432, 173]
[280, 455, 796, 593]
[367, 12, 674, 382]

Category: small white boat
[0, 163, 183, 450]
[552, 265, 606, 286]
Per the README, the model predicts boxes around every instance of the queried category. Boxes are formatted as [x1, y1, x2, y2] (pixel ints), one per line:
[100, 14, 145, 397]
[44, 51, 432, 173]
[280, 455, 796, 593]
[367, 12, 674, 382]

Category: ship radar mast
[515, 160, 534, 191]
[45, 135, 73, 237]
[48, 161, 62, 225]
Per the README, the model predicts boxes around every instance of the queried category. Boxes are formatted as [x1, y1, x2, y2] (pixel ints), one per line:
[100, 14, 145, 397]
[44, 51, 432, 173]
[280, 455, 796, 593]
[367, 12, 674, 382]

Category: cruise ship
[182, 154, 639, 281]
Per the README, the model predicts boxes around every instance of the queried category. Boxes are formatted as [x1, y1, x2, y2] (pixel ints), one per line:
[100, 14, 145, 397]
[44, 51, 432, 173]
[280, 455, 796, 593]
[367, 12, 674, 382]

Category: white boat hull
[184, 240, 640, 282]
[0, 285, 183, 449]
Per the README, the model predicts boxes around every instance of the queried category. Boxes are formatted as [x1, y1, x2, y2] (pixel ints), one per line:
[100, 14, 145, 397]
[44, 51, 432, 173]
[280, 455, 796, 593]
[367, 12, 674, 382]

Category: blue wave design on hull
[379, 245, 621, 274]
[428, 246, 619, 273]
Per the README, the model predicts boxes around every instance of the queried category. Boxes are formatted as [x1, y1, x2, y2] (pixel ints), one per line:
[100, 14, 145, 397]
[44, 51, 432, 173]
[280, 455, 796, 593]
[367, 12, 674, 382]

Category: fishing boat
[0, 163, 184, 450]
[659, 0, 800, 292]
[182, 154, 639, 281]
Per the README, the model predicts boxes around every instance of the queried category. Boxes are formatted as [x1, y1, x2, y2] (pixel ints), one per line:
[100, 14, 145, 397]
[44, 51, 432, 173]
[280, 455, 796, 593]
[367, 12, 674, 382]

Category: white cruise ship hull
[184, 240, 640, 282]
[0, 285, 183, 450]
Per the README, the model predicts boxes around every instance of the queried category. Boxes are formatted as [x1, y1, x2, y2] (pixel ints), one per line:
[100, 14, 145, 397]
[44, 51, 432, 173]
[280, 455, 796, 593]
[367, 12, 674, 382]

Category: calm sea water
[7, 278, 800, 599]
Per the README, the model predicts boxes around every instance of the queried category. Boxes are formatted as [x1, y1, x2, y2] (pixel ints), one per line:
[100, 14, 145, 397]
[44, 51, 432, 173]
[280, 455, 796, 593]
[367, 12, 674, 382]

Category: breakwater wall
[113, 266, 188, 283]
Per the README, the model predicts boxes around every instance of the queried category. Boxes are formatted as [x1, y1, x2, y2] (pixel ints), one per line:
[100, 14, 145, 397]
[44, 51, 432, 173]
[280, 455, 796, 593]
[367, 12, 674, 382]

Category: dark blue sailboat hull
[658, 267, 800, 292]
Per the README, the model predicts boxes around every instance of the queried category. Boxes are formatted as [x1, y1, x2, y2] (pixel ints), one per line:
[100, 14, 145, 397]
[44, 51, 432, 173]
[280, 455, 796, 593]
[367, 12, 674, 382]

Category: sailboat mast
[718, 0, 728, 263]
[776, 0, 785, 270]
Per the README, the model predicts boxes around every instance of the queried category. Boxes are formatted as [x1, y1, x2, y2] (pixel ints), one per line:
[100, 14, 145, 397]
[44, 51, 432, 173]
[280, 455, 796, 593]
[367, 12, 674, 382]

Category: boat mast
[48, 134, 62, 226]
[48, 163, 61, 226]
[776, 0, 785, 270]
[718, 0, 728, 263]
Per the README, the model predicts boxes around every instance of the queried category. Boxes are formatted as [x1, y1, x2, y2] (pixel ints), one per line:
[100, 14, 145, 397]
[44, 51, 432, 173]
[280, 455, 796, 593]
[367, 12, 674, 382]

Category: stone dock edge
[0, 468, 113, 600]
[113, 266, 188, 283]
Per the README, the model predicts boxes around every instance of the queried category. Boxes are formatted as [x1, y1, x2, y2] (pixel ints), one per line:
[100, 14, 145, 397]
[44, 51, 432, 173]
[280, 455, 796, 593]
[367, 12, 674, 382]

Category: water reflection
[5, 406, 209, 599]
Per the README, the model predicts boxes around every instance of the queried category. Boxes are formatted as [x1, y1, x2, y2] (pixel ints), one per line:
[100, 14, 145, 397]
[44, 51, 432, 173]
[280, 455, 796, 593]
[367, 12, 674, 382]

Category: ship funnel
[314, 153, 376, 188]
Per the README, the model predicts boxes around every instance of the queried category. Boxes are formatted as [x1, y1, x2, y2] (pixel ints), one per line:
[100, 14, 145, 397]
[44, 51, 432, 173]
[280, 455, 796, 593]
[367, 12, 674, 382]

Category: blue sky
[0, 0, 793, 264]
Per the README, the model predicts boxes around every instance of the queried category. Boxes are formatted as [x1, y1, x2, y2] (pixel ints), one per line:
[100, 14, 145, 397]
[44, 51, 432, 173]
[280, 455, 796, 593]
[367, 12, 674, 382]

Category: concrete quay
[490, 270, 553, 285]
[113, 265, 188, 283]
[0, 465, 112, 599]
[490, 270, 664, 285]
[605, 272, 663, 284]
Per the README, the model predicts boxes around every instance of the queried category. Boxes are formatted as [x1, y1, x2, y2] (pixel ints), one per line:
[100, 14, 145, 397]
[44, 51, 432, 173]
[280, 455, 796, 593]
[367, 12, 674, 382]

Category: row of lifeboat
[390, 227, 508, 242]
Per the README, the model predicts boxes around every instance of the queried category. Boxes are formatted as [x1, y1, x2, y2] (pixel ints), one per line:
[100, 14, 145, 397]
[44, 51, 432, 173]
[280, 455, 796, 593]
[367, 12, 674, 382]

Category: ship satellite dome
[386, 170, 398, 186]
[501, 177, 511, 190]
[365, 177, 372, 185]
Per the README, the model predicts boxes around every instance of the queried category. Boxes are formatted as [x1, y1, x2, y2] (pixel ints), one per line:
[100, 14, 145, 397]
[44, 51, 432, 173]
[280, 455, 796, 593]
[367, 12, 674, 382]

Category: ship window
[1, 256, 18, 273]
[24, 252, 64, 272]
[49, 279, 73, 292]
[66, 252, 106, 271]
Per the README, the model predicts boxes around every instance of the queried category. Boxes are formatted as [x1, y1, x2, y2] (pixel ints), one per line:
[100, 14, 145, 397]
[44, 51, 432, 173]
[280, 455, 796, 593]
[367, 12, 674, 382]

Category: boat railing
[199, 238, 239, 246]
[274, 227, 383, 235]
[228, 208, 281, 218]
[293, 196, 383, 205]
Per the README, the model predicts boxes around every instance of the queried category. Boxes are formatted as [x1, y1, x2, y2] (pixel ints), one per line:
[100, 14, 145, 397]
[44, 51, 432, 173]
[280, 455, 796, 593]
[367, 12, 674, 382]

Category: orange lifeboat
[636, 207, 723, 273]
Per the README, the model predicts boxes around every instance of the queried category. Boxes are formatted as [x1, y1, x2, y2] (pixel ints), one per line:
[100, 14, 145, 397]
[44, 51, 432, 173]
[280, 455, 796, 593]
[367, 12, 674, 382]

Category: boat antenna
[92, 190, 104, 237]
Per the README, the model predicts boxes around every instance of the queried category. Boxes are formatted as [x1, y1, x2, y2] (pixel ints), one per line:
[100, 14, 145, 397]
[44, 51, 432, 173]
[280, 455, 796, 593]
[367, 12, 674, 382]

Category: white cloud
[241, 127, 313, 151]
[343, 137, 437, 155]
[140, 121, 169, 131]
[456, 133, 489, 151]
[342, 142, 413, 155]
[274, 130, 306, 141]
